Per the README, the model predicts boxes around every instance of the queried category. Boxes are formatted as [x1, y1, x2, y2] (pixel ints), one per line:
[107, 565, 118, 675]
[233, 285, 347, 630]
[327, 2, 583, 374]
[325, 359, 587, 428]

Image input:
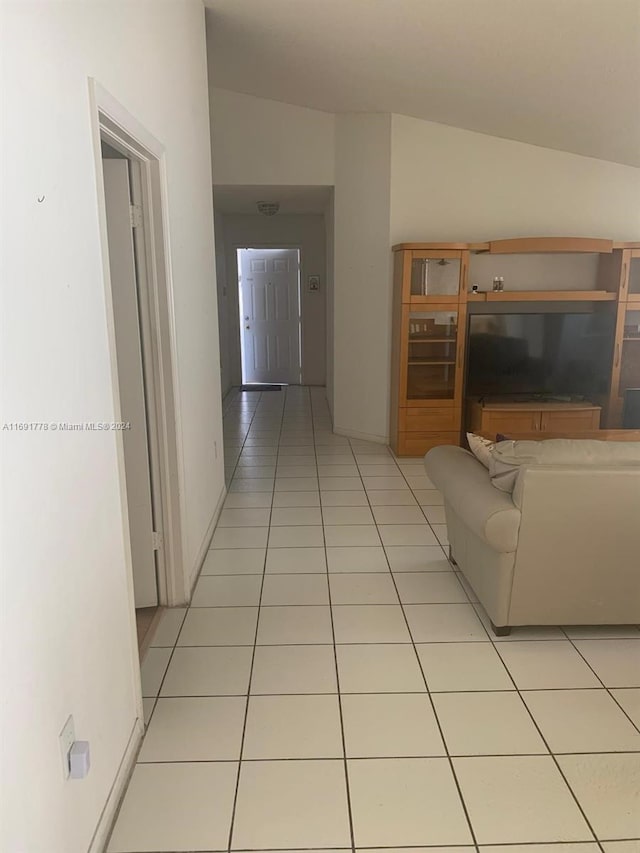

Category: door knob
[244, 316, 249, 320]
[245, 325, 250, 330]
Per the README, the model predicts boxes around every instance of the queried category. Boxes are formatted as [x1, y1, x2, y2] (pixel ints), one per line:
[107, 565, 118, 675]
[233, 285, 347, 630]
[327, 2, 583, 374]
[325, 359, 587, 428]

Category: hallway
[108, 386, 640, 852]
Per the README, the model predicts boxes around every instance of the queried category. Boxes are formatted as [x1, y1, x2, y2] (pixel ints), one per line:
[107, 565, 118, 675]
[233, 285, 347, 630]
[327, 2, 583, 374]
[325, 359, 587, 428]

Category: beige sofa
[424, 440, 640, 635]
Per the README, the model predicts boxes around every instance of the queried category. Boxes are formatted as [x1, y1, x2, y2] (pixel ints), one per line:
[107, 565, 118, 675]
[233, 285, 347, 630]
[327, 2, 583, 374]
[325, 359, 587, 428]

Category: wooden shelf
[393, 242, 471, 251]
[482, 290, 617, 302]
[409, 336, 457, 343]
[488, 237, 613, 254]
[408, 358, 456, 366]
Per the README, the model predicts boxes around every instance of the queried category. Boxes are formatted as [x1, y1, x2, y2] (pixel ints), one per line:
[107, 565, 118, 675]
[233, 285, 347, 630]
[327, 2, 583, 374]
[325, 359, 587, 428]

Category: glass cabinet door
[620, 308, 640, 396]
[410, 256, 461, 297]
[406, 310, 459, 401]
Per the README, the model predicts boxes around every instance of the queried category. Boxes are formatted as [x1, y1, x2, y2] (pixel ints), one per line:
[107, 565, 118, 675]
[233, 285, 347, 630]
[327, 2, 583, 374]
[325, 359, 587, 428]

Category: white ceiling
[213, 185, 332, 214]
[205, 0, 640, 167]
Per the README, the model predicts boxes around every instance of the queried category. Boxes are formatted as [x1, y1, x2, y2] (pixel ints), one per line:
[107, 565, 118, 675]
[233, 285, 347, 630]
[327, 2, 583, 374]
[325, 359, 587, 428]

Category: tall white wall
[214, 210, 232, 397]
[209, 87, 335, 185]
[324, 192, 336, 415]
[391, 114, 640, 242]
[333, 114, 392, 441]
[1, 3, 223, 852]
[220, 214, 327, 386]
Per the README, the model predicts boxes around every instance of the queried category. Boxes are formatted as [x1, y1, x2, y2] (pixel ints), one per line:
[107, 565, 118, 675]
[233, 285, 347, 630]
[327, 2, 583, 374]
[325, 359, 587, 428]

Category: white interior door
[103, 159, 158, 607]
[239, 248, 301, 384]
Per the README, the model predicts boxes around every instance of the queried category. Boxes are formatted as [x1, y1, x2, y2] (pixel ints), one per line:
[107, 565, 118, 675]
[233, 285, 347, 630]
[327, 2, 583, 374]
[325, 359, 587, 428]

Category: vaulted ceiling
[205, 0, 640, 167]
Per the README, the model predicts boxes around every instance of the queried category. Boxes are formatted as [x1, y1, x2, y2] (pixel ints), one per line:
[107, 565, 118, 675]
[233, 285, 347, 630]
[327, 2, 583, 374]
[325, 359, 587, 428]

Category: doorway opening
[237, 247, 302, 386]
[91, 81, 184, 662]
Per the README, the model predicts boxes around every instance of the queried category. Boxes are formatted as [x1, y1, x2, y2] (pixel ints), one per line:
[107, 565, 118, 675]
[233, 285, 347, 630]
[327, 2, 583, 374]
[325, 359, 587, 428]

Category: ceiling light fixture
[257, 201, 280, 216]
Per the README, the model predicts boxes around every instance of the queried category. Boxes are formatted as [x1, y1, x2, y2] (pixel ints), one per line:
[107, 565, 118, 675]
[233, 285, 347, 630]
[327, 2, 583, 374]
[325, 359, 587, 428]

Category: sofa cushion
[490, 438, 640, 493]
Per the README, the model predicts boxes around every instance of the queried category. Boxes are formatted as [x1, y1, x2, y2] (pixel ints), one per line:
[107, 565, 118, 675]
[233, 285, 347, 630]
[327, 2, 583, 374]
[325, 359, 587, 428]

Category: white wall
[391, 114, 640, 243]
[209, 87, 335, 186]
[214, 210, 232, 397]
[1, 3, 223, 852]
[333, 114, 392, 441]
[220, 214, 327, 386]
[324, 192, 336, 415]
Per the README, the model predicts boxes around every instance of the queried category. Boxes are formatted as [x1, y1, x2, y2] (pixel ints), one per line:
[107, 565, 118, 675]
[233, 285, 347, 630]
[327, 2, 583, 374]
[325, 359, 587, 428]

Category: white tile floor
[109, 386, 640, 853]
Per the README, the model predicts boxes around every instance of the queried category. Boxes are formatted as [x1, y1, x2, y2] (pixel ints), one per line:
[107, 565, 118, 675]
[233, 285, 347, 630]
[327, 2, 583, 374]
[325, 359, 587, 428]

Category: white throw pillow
[466, 432, 494, 469]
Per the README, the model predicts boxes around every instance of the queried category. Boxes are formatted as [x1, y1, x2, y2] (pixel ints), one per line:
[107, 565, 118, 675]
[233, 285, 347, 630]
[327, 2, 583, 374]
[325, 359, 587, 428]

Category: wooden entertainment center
[390, 237, 640, 456]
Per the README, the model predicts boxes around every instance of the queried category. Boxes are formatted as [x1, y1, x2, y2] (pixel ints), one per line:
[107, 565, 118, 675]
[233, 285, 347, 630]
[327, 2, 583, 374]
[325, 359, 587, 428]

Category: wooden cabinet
[390, 239, 639, 455]
[467, 400, 601, 438]
[390, 248, 468, 456]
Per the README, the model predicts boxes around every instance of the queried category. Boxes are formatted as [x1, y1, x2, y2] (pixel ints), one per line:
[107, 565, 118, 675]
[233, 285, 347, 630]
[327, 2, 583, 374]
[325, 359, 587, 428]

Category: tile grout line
[479, 590, 605, 847]
[313, 388, 358, 853]
[144, 606, 189, 729]
[227, 387, 286, 852]
[353, 440, 482, 853]
[563, 634, 640, 738]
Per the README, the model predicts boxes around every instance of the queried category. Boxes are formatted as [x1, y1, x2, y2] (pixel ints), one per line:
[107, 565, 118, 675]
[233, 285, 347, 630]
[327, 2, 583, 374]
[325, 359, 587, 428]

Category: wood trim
[483, 290, 616, 302]
[453, 299, 468, 411]
[459, 250, 469, 299]
[389, 250, 404, 453]
[617, 249, 632, 301]
[631, 248, 640, 259]
[410, 249, 463, 260]
[473, 400, 601, 412]
[488, 237, 613, 254]
[612, 242, 640, 251]
[607, 300, 628, 426]
[626, 293, 640, 306]
[400, 249, 413, 307]
[392, 242, 470, 251]
[406, 398, 456, 409]
[398, 303, 411, 411]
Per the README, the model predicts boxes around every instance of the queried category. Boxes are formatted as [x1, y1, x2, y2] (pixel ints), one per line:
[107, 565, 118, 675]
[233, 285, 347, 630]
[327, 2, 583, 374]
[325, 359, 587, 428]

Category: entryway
[102, 146, 159, 622]
[93, 82, 185, 656]
[237, 247, 302, 386]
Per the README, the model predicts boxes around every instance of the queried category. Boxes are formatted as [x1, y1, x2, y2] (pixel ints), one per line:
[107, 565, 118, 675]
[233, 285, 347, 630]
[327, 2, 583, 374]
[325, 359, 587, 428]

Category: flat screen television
[466, 312, 615, 399]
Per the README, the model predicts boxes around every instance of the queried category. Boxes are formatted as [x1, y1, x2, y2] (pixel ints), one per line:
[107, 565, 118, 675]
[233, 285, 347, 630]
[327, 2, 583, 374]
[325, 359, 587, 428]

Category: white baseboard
[88, 719, 143, 853]
[333, 425, 389, 445]
[188, 484, 227, 595]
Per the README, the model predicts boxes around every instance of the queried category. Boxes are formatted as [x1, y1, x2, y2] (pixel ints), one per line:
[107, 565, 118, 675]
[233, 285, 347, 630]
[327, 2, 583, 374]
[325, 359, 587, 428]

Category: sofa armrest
[424, 446, 521, 553]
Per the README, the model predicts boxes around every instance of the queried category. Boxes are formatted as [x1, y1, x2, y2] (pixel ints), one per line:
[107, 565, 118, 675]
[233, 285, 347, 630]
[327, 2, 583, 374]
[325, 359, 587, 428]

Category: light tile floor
[110, 386, 640, 853]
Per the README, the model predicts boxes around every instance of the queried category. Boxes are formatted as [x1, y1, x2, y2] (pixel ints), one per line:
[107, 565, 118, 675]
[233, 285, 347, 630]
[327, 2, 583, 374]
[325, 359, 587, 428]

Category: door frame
[230, 243, 303, 386]
[89, 79, 185, 611]
[237, 246, 302, 385]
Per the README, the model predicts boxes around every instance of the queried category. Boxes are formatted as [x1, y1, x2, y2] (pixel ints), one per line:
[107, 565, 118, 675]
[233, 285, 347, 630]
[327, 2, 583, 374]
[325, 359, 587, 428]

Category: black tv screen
[466, 312, 615, 399]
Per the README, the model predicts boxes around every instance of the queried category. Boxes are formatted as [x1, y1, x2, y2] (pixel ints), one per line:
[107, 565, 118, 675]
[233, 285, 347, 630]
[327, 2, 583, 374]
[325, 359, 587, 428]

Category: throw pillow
[466, 432, 494, 469]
